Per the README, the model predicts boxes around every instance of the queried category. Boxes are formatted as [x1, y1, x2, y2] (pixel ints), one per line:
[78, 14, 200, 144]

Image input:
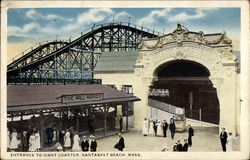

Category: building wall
[94, 36, 241, 136]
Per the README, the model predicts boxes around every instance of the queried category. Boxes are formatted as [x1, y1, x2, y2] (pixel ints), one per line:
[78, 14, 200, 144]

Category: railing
[148, 98, 184, 115]
[7, 78, 102, 85]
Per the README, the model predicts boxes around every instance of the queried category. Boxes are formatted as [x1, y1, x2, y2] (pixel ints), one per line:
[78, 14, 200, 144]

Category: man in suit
[188, 125, 194, 146]
[46, 125, 54, 146]
[162, 120, 168, 138]
[21, 131, 29, 152]
[169, 118, 176, 139]
[220, 127, 228, 152]
[182, 139, 189, 152]
[117, 133, 125, 151]
[176, 140, 182, 151]
[119, 115, 123, 132]
[153, 120, 157, 136]
[90, 136, 97, 152]
[81, 136, 89, 151]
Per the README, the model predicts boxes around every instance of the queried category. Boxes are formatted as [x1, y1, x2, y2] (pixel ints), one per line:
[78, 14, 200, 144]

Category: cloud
[114, 11, 131, 21]
[8, 23, 40, 37]
[26, 9, 72, 22]
[77, 8, 113, 25]
[137, 8, 171, 26]
[167, 8, 218, 22]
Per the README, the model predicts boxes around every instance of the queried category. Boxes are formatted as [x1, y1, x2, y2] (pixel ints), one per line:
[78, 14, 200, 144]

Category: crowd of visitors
[142, 117, 176, 139]
[7, 128, 41, 152]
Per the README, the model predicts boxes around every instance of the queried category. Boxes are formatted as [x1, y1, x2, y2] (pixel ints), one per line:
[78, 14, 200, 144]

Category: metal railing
[148, 98, 184, 115]
[7, 77, 102, 85]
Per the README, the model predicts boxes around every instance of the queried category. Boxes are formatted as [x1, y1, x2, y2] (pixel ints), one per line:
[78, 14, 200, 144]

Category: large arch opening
[149, 60, 220, 124]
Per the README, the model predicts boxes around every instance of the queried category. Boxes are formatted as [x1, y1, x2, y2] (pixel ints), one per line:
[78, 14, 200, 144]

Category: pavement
[96, 127, 240, 152]
[41, 127, 240, 152]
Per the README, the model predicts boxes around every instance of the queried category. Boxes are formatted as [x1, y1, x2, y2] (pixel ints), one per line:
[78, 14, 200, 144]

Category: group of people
[142, 118, 176, 139]
[52, 127, 97, 152]
[7, 128, 41, 152]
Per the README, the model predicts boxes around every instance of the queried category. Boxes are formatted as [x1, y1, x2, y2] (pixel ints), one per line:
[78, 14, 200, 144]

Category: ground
[96, 127, 240, 152]
[39, 127, 240, 152]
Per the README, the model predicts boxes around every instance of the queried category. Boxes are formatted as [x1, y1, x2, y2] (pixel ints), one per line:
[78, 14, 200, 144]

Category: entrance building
[94, 24, 240, 136]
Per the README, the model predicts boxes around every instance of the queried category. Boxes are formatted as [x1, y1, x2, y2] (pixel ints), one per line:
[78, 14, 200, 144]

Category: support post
[199, 108, 202, 127]
[104, 105, 107, 136]
[126, 103, 128, 131]
[76, 114, 79, 133]
[40, 113, 44, 149]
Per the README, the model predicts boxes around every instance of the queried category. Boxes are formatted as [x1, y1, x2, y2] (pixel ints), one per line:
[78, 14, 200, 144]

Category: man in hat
[162, 120, 168, 138]
[182, 139, 189, 151]
[81, 136, 89, 152]
[46, 125, 54, 146]
[188, 125, 194, 146]
[21, 131, 29, 152]
[117, 133, 125, 151]
[176, 140, 182, 151]
[220, 127, 228, 152]
[90, 135, 97, 152]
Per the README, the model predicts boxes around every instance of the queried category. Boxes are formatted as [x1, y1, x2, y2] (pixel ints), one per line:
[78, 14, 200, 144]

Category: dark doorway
[149, 60, 220, 124]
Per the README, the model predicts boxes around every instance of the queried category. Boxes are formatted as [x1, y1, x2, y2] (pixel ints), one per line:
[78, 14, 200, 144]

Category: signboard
[60, 93, 104, 103]
[149, 89, 169, 97]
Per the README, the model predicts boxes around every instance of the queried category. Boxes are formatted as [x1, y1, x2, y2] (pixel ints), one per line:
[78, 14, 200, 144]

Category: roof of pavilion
[7, 84, 140, 112]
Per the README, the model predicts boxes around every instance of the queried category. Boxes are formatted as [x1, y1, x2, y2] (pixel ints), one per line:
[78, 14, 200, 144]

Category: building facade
[94, 24, 240, 136]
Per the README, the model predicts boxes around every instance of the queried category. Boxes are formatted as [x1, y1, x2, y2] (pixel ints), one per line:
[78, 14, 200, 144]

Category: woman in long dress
[35, 130, 41, 151]
[142, 118, 149, 136]
[9, 129, 18, 151]
[157, 121, 163, 137]
[148, 120, 155, 136]
[28, 132, 36, 152]
[72, 133, 81, 151]
[64, 129, 71, 151]
[227, 132, 233, 151]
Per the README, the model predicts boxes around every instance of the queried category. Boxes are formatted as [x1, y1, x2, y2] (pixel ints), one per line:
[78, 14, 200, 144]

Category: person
[9, 129, 18, 152]
[81, 136, 89, 152]
[153, 120, 157, 136]
[188, 125, 194, 146]
[90, 135, 97, 152]
[162, 120, 168, 138]
[28, 132, 36, 152]
[182, 139, 189, 152]
[176, 140, 182, 151]
[55, 143, 63, 152]
[173, 143, 178, 152]
[142, 118, 149, 136]
[156, 120, 163, 137]
[35, 130, 41, 151]
[69, 127, 75, 147]
[64, 129, 71, 151]
[72, 132, 81, 151]
[227, 132, 233, 151]
[21, 131, 29, 152]
[169, 118, 176, 139]
[46, 126, 54, 146]
[161, 145, 169, 152]
[119, 115, 123, 132]
[148, 120, 155, 136]
[59, 130, 65, 145]
[220, 127, 228, 152]
[117, 133, 125, 151]
[87, 116, 95, 133]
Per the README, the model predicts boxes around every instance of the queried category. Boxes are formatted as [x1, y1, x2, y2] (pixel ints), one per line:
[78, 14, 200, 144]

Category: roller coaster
[7, 22, 161, 85]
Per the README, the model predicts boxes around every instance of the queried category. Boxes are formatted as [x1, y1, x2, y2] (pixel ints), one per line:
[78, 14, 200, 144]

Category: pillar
[104, 105, 107, 136]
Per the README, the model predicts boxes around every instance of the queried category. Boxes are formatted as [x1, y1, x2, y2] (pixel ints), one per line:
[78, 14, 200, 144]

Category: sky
[7, 8, 240, 61]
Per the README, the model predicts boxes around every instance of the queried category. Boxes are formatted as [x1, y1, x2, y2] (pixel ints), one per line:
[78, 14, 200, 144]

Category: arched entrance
[149, 60, 220, 124]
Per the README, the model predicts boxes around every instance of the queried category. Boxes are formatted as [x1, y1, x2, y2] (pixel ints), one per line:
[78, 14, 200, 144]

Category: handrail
[148, 98, 184, 115]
